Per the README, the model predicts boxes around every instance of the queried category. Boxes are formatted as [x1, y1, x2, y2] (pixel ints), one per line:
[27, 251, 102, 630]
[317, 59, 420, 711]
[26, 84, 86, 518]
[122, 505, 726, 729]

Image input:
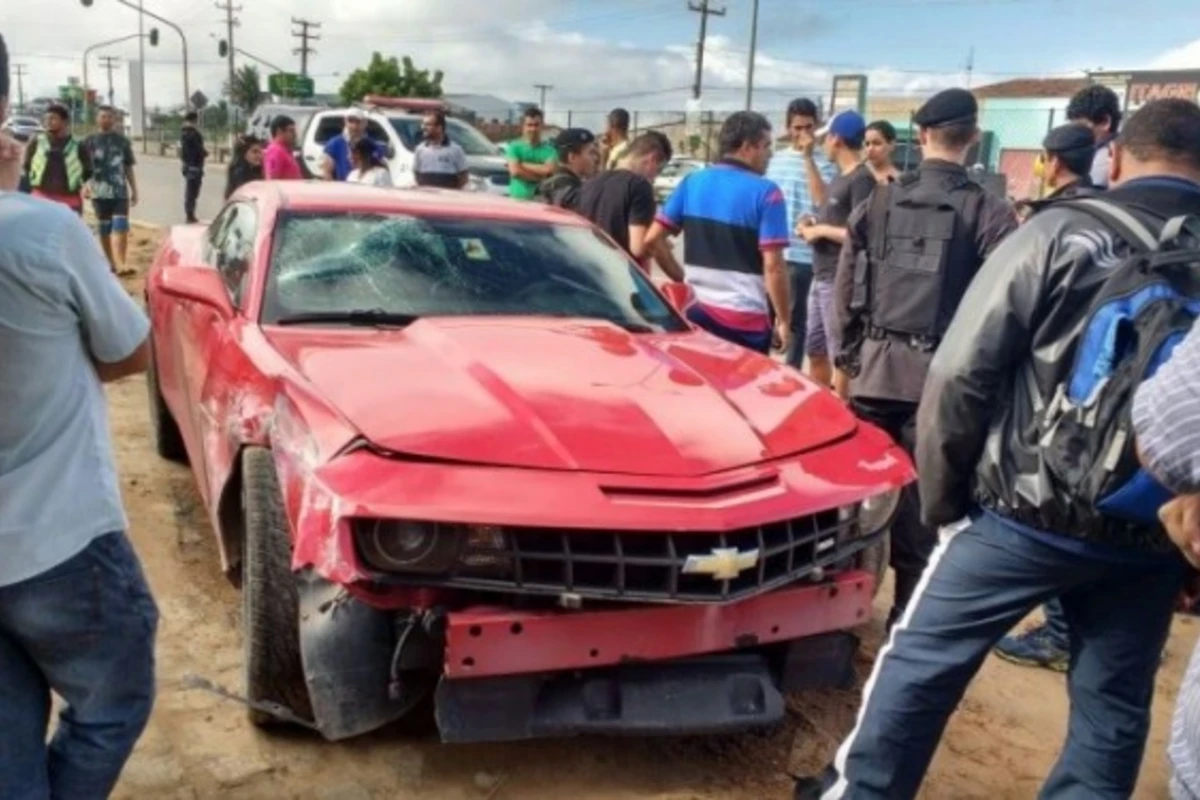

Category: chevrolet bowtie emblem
[682, 547, 761, 581]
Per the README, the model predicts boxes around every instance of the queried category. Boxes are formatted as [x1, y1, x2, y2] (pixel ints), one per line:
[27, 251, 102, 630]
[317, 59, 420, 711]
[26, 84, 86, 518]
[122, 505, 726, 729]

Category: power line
[98, 55, 121, 107]
[533, 83, 553, 111]
[688, 0, 726, 100]
[291, 18, 321, 77]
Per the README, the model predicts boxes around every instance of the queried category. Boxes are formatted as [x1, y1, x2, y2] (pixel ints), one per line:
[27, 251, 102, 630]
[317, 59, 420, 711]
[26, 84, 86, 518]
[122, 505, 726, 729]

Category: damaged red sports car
[144, 181, 913, 743]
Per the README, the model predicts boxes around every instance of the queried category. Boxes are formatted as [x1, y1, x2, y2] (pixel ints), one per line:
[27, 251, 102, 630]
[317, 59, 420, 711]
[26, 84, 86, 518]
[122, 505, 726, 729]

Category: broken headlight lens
[457, 525, 514, 576]
[839, 489, 902, 537]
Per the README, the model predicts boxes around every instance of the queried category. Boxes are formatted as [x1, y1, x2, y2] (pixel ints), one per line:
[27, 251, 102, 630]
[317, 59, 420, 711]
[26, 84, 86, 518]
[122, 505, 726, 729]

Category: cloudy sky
[7, 0, 1200, 118]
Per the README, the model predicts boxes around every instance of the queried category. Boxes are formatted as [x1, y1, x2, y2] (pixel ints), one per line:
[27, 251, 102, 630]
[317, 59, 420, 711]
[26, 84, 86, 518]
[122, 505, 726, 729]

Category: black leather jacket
[535, 167, 583, 210]
[916, 176, 1200, 552]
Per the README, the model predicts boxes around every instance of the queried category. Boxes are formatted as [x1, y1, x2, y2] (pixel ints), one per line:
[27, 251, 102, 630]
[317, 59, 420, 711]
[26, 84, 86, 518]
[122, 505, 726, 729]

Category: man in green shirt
[505, 106, 557, 200]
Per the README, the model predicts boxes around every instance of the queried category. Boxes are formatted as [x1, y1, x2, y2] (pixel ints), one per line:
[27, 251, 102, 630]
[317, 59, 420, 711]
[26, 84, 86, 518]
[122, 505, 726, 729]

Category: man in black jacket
[797, 98, 1200, 800]
[179, 111, 207, 223]
[534, 127, 597, 209]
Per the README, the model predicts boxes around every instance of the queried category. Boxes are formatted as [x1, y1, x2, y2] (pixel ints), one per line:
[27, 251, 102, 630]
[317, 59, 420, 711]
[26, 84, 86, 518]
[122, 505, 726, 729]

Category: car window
[388, 117, 501, 156]
[262, 212, 687, 334]
[313, 115, 345, 146]
[213, 202, 258, 307]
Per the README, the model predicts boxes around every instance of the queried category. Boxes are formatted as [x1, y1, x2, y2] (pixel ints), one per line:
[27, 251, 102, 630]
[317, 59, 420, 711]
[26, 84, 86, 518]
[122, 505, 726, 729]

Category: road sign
[190, 90, 209, 110]
[268, 73, 314, 99]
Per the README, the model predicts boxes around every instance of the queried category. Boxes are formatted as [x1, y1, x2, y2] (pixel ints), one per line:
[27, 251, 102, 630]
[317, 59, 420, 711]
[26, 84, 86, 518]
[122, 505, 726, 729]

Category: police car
[298, 97, 510, 195]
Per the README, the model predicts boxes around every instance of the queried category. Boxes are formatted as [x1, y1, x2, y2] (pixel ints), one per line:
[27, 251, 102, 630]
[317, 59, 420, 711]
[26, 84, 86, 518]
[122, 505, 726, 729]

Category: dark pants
[183, 173, 203, 221]
[820, 512, 1187, 799]
[0, 533, 158, 799]
[1042, 598, 1071, 648]
[786, 261, 814, 369]
[850, 397, 935, 622]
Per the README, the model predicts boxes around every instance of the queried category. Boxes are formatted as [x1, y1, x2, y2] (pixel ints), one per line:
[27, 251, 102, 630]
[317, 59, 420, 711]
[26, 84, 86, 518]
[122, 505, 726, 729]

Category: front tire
[241, 447, 313, 727]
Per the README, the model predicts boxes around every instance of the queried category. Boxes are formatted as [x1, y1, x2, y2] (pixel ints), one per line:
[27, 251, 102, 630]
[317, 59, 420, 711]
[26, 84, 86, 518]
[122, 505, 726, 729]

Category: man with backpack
[797, 97, 1200, 800]
[996, 120, 1103, 671]
[831, 88, 1017, 630]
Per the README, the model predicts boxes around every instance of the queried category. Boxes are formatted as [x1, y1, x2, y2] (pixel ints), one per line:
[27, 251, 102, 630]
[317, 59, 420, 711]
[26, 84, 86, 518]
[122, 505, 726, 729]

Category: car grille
[433, 510, 872, 604]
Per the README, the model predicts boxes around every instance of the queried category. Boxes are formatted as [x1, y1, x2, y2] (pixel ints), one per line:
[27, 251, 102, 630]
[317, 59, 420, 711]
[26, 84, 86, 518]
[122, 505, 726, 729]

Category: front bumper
[445, 568, 873, 679]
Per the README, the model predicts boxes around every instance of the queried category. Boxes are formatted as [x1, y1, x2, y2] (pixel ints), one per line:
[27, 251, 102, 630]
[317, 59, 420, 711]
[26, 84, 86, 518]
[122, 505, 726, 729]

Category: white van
[299, 97, 511, 195]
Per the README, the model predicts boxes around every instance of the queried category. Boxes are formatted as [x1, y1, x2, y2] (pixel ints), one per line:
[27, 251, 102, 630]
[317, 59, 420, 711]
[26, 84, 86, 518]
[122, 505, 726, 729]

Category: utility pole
[745, 0, 759, 110]
[13, 64, 27, 110]
[689, 0, 725, 100]
[291, 18, 321, 76]
[98, 55, 120, 107]
[137, 0, 146, 151]
[533, 83, 553, 111]
[965, 45, 976, 89]
[216, 0, 241, 105]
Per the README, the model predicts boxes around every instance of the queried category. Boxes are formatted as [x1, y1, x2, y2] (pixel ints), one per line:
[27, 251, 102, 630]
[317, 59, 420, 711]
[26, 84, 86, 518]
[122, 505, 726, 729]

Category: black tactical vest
[852, 170, 986, 342]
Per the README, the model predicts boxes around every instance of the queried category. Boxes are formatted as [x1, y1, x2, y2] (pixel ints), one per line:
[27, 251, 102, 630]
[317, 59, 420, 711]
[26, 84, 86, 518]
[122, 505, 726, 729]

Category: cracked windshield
[263, 213, 686, 332]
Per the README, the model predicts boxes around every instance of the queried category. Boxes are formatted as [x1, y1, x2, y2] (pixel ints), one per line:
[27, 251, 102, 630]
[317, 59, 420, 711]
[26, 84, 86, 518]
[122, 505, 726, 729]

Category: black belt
[865, 325, 940, 353]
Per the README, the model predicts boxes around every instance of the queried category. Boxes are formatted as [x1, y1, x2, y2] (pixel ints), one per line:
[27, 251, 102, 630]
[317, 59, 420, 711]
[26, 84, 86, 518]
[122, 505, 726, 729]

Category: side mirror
[158, 265, 235, 318]
[658, 281, 693, 315]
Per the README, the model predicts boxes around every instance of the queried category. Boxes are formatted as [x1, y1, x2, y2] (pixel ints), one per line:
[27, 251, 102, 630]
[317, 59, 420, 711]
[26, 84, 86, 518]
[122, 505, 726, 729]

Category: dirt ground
[105, 227, 1199, 799]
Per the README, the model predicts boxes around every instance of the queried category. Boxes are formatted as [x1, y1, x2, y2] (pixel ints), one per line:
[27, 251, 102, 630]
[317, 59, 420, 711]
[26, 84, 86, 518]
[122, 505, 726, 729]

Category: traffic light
[149, 27, 159, 46]
[80, 0, 93, 6]
[218, 40, 228, 58]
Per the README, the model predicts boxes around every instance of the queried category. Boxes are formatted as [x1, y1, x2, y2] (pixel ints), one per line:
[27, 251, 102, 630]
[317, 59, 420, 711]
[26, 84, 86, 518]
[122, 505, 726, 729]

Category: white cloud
[5, 0, 986, 121]
[1150, 38, 1200, 70]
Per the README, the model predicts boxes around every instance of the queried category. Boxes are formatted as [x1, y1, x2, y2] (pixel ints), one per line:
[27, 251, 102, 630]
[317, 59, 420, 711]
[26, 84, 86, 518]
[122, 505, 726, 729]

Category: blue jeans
[0, 533, 158, 800]
[822, 511, 1187, 800]
[786, 261, 814, 369]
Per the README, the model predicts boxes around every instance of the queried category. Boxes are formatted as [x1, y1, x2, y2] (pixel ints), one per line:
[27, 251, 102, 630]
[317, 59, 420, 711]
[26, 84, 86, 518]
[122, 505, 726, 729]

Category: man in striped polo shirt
[645, 111, 791, 354]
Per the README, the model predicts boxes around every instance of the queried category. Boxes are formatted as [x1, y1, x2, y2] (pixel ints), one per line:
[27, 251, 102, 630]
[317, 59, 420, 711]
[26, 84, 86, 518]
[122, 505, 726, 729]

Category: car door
[177, 201, 259, 506]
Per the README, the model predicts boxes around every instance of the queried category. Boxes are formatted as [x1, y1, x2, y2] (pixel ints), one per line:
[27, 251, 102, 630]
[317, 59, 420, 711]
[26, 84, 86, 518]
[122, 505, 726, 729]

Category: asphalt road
[131, 152, 224, 227]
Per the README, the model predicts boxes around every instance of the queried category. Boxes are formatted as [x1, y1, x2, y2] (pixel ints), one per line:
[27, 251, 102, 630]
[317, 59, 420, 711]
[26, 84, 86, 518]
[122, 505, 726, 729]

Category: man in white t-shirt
[413, 111, 468, 189]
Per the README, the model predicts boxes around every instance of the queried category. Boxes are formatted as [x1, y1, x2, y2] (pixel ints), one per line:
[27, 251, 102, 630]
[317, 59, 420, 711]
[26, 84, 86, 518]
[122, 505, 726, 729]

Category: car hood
[465, 154, 508, 176]
[263, 318, 856, 476]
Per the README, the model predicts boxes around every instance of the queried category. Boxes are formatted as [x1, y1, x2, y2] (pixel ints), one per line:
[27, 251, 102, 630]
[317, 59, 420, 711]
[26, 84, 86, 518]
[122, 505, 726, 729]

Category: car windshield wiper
[273, 309, 421, 327]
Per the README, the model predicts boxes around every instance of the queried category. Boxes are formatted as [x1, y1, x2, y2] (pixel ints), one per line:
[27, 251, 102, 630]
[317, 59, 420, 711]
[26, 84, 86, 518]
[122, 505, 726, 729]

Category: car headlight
[355, 520, 462, 574]
[839, 489, 902, 536]
[354, 520, 514, 576]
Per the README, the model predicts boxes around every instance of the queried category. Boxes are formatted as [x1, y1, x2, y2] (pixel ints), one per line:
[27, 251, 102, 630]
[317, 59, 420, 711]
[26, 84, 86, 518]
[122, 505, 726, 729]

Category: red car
[145, 181, 913, 743]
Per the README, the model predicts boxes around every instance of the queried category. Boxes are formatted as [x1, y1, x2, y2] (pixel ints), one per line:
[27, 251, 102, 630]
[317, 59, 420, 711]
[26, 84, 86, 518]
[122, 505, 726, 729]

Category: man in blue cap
[795, 109, 876, 389]
[831, 87, 1018, 632]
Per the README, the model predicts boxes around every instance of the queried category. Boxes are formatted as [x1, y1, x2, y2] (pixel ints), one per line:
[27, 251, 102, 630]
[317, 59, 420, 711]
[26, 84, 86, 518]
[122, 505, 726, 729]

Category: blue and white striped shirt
[1133, 319, 1200, 800]
[764, 148, 838, 266]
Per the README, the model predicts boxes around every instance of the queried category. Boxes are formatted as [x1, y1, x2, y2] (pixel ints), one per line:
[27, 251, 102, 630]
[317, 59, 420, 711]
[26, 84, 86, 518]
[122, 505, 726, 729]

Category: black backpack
[1037, 198, 1200, 525]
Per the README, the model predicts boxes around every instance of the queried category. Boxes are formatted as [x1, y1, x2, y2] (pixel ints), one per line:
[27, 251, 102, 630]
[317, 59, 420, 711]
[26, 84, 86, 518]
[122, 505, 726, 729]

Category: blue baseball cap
[817, 110, 867, 146]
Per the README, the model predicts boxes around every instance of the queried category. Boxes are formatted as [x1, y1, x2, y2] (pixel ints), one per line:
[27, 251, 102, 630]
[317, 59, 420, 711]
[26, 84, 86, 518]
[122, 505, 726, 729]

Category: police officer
[1020, 123, 1099, 220]
[832, 87, 1017, 629]
[535, 127, 599, 210]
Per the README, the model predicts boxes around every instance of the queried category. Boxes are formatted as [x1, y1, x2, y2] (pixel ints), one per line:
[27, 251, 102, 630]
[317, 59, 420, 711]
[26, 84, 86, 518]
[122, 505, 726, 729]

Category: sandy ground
[104, 227, 1199, 799]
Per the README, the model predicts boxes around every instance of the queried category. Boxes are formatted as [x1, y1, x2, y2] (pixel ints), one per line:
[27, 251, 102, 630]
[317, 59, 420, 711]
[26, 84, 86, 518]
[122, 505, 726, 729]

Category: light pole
[81, 0, 191, 110]
[745, 0, 760, 110]
[82, 33, 147, 124]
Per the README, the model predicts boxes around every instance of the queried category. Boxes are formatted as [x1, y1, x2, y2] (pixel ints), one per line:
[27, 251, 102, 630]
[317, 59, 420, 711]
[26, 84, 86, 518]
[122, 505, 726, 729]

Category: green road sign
[268, 73, 315, 99]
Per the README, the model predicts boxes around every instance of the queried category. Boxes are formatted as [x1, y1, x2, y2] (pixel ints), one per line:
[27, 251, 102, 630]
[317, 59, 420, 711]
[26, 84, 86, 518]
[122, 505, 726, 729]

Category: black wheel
[241, 447, 313, 727]
[147, 342, 188, 463]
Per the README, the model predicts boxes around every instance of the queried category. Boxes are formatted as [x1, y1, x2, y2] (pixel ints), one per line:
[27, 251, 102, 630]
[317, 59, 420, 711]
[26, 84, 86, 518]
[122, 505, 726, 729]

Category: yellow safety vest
[29, 134, 84, 192]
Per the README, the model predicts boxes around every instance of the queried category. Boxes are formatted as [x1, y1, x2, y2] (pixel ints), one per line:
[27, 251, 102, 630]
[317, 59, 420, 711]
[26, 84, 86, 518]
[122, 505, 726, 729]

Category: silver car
[2, 115, 44, 143]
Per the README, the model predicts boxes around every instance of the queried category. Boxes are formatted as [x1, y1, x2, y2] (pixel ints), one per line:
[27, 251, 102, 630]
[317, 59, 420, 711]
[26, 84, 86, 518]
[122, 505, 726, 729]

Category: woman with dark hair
[347, 136, 392, 187]
[225, 135, 265, 199]
[864, 120, 899, 183]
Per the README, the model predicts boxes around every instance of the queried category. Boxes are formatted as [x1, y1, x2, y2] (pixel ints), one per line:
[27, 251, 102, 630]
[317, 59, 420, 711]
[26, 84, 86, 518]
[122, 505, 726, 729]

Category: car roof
[251, 181, 588, 225]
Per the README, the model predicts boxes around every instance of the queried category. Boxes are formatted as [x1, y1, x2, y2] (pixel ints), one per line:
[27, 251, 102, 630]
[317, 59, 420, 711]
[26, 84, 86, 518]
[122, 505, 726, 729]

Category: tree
[224, 65, 263, 111]
[338, 53, 444, 105]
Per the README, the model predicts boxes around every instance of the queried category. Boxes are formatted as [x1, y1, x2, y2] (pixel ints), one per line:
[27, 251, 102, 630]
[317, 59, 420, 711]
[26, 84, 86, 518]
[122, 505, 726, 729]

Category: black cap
[913, 88, 978, 129]
[1042, 122, 1095, 155]
[554, 128, 597, 153]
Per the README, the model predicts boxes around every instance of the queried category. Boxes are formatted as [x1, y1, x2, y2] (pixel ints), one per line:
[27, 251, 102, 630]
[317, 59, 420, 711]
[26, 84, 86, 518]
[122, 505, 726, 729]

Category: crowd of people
[7, 23, 1200, 798]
